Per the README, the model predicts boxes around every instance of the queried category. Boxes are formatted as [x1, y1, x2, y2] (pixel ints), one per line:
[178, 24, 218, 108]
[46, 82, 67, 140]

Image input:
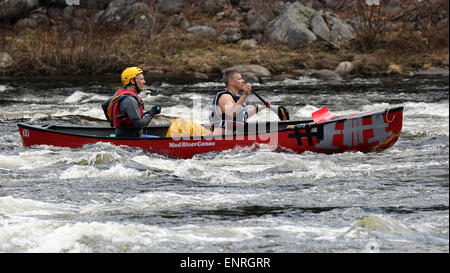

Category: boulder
[217, 27, 241, 44]
[95, 0, 130, 26]
[241, 72, 259, 84]
[133, 13, 157, 33]
[291, 69, 307, 77]
[264, 2, 317, 48]
[15, 9, 50, 30]
[383, 0, 404, 17]
[311, 11, 331, 41]
[0, 0, 40, 21]
[327, 12, 355, 43]
[202, 0, 224, 15]
[169, 14, 190, 31]
[95, 0, 149, 29]
[247, 9, 274, 35]
[158, 0, 184, 15]
[16, 18, 39, 29]
[187, 25, 217, 39]
[315, 55, 341, 69]
[309, 69, 342, 82]
[298, 0, 323, 10]
[145, 69, 164, 78]
[415, 68, 449, 77]
[311, 10, 355, 45]
[192, 72, 209, 80]
[335, 61, 353, 75]
[224, 65, 271, 78]
[0, 52, 13, 68]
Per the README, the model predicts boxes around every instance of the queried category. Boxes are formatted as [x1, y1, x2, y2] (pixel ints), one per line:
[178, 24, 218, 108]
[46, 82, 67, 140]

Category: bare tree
[350, 0, 389, 51]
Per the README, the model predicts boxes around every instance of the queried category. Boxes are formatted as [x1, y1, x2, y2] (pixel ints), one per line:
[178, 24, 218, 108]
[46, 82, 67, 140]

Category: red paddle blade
[312, 106, 336, 123]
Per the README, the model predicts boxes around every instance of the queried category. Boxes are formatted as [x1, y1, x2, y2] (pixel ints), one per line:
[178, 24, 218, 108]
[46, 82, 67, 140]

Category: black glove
[145, 105, 161, 117]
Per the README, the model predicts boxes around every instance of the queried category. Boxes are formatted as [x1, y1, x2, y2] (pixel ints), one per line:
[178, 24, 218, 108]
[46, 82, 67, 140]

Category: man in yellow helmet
[102, 67, 161, 137]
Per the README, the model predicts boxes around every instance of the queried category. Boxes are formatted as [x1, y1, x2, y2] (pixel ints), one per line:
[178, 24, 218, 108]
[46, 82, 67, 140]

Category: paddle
[252, 90, 290, 120]
[311, 106, 336, 123]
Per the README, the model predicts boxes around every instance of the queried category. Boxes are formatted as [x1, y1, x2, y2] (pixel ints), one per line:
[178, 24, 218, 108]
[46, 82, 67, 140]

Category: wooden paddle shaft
[252, 90, 270, 108]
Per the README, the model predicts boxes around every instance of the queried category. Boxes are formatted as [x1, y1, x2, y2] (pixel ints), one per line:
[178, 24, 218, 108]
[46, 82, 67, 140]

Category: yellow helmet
[121, 67, 144, 86]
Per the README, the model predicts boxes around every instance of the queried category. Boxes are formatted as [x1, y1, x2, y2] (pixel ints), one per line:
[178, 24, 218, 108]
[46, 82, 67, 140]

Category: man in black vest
[209, 70, 270, 135]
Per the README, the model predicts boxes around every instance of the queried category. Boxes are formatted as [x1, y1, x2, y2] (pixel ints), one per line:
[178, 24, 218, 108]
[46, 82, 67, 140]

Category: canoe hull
[18, 107, 403, 159]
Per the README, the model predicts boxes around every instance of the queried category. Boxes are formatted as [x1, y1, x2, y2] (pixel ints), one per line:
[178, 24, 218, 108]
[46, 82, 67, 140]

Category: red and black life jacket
[106, 89, 144, 128]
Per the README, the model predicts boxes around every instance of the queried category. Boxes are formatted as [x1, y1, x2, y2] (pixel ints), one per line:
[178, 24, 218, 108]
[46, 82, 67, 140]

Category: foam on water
[0, 217, 260, 252]
[133, 150, 288, 184]
[175, 92, 210, 101]
[403, 102, 449, 137]
[0, 196, 73, 216]
[340, 214, 448, 251]
[404, 101, 449, 118]
[131, 143, 446, 185]
[65, 91, 96, 103]
[59, 164, 150, 180]
[160, 77, 326, 89]
[191, 82, 225, 88]
[81, 191, 264, 214]
[132, 155, 178, 171]
[2, 209, 427, 253]
[161, 82, 224, 89]
[0, 193, 447, 252]
[264, 76, 320, 86]
[52, 107, 107, 121]
[64, 90, 168, 105]
[0, 217, 147, 252]
[349, 78, 383, 85]
[163, 105, 211, 123]
[141, 93, 169, 103]
[0, 150, 57, 170]
[0, 149, 124, 170]
[0, 84, 10, 92]
[344, 215, 412, 238]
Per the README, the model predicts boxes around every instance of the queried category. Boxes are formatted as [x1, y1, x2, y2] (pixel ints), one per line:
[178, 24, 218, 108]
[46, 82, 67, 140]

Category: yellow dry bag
[165, 119, 211, 138]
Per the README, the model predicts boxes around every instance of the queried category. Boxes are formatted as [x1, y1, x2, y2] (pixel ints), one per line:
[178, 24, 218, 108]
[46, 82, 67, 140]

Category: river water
[0, 76, 448, 253]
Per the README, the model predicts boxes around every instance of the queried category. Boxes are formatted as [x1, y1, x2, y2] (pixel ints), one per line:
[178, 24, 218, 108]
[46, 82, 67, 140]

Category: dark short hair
[223, 70, 240, 87]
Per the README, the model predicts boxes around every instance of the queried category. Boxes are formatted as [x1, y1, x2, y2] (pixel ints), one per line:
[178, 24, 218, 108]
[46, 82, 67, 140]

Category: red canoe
[18, 107, 404, 159]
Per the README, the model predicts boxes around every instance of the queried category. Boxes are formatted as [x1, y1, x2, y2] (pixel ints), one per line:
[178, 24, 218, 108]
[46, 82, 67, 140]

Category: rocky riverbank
[0, 0, 448, 81]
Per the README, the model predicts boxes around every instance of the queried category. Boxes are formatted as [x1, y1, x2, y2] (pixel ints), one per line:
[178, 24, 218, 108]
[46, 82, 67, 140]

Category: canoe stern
[311, 107, 403, 153]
